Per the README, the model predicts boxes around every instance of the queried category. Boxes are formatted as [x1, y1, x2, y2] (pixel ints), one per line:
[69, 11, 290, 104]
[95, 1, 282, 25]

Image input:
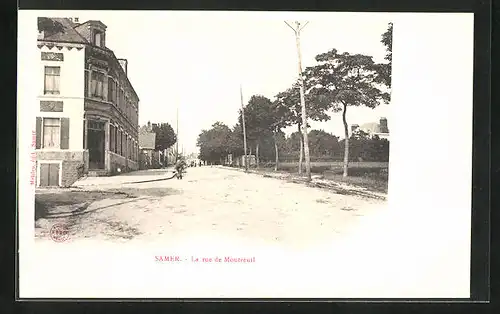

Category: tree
[382, 23, 393, 64]
[239, 95, 275, 168]
[274, 84, 330, 174]
[308, 129, 340, 158]
[196, 122, 233, 164]
[373, 22, 393, 92]
[304, 49, 389, 177]
[152, 122, 177, 152]
[228, 123, 245, 158]
[270, 98, 293, 171]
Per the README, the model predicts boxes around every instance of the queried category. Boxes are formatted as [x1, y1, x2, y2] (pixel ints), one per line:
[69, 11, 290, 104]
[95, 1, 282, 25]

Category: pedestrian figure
[175, 156, 187, 179]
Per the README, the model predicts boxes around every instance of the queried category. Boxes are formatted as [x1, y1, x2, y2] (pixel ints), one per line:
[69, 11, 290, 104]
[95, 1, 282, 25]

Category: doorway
[87, 120, 106, 169]
[39, 163, 60, 187]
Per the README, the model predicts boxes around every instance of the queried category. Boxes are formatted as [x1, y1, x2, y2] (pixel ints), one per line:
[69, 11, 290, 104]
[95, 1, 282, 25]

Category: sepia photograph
[17, 10, 474, 299]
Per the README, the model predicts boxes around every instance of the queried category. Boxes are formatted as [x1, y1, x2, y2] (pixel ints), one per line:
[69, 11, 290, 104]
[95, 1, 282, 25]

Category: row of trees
[197, 23, 393, 177]
[197, 124, 389, 163]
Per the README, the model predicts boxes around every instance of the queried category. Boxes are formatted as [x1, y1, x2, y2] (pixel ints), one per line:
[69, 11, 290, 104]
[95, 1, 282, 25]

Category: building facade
[138, 123, 157, 169]
[36, 17, 140, 187]
[351, 117, 390, 140]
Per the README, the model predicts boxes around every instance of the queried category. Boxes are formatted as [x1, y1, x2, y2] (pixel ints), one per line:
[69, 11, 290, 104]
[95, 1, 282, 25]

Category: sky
[72, 11, 392, 154]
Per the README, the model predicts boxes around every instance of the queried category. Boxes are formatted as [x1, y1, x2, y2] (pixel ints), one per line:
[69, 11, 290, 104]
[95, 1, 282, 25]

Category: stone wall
[108, 151, 138, 175]
[36, 150, 87, 187]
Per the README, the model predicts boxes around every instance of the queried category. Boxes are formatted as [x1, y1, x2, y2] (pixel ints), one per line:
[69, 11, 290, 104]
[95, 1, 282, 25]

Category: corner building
[36, 17, 140, 187]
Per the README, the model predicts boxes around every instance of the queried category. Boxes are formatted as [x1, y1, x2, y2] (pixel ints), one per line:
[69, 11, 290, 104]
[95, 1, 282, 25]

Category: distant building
[166, 146, 176, 166]
[35, 17, 140, 187]
[351, 117, 389, 140]
[138, 122, 156, 169]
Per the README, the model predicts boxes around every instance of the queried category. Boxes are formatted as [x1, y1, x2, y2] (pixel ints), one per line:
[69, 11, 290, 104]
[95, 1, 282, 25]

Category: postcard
[17, 10, 474, 299]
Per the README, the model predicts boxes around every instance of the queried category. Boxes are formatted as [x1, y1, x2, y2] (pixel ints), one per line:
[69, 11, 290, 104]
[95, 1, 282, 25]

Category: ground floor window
[122, 132, 126, 157]
[117, 130, 122, 156]
[110, 124, 116, 153]
[42, 118, 61, 149]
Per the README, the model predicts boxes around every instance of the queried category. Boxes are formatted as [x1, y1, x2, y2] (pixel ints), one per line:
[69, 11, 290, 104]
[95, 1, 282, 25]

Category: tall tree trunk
[342, 102, 349, 177]
[256, 142, 260, 169]
[298, 124, 303, 174]
[274, 132, 279, 172]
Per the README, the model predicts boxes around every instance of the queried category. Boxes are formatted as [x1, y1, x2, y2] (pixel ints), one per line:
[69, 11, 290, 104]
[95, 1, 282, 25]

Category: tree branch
[284, 21, 297, 34]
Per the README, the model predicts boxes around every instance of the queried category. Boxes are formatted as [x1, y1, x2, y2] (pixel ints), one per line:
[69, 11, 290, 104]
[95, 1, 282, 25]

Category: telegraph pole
[175, 106, 179, 163]
[240, 84, 249, 172]
[285, 21, 312, 182]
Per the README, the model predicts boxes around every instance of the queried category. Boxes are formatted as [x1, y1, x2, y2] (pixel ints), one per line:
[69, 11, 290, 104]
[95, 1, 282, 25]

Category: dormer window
[94, 31, 103, 47]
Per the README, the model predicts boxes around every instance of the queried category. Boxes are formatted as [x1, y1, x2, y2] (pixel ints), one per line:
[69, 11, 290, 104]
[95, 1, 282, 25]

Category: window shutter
[36, 117, 42, 149]
[60, 118, 70, 149]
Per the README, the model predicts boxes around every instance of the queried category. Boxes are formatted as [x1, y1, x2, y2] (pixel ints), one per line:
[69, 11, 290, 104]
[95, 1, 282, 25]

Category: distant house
[165, 146, 176, 166]
[351, 117, 389, 140]
[139, 122, 156, 169]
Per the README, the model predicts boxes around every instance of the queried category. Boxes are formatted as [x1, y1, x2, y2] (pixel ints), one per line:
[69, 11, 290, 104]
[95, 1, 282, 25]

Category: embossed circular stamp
[50, 223, 70, 243]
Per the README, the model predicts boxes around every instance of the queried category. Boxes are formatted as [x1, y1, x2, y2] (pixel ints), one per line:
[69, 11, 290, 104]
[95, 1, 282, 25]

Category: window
[128, 138, 132, 160]
[42, 118, 60, 148]
[118, 130, 123, 156]
[119, 89, 124, 111]
[110, 125, 115, 153]
[114, 127, 118, 153]
[94, 31, 102, 47]
[91, 71, 105, 98]
[44, 66, 60, 95]
[108, 78, 116, 103]
[122, 133, 126, 156]
[84, 71, 89, 97]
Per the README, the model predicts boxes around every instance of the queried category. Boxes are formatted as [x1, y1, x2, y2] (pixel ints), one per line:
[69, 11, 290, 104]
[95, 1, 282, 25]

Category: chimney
[147, 121, 151, 131]
[74, 17, 79, 23]
[118, 59, 128, 76]
[379, 117, 389, 133]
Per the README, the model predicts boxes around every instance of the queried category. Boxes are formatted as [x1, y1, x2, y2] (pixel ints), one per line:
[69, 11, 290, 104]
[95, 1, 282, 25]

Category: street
[35, 166, 386, 248]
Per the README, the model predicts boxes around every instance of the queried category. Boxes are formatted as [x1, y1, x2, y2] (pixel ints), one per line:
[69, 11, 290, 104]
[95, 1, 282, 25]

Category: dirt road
[35, 166, 387, 248]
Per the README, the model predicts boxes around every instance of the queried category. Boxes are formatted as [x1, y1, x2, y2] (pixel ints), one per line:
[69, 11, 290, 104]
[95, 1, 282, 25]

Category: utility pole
[285, 21, 312, 182]
[240, 84, 249, 172]
[175, 106, 179, 163]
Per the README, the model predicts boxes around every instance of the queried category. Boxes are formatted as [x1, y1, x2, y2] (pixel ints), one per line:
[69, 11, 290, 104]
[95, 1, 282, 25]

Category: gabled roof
[38, 17, 88, 44]
[139, 127, 156, 150]
[359, 122, 381, 134]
